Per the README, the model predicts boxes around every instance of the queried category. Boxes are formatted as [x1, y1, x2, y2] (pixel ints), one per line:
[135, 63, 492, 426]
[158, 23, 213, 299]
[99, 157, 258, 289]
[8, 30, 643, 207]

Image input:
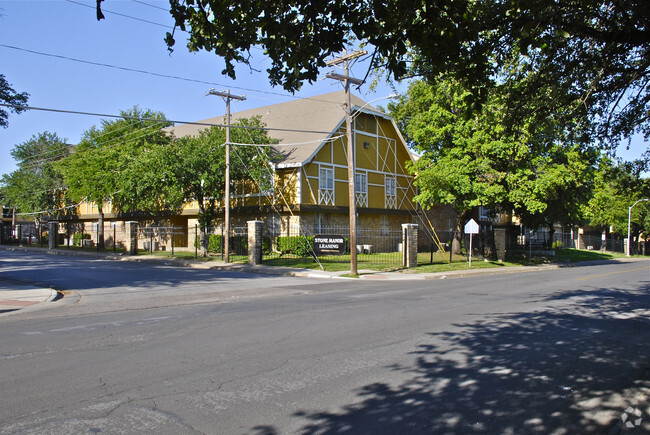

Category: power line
[11, 118, 171, 168]
[131, 0, 168, 12]
[65, 0, 172, 29]
[0, 44, 346, 105]
[0, 103, 334, 135]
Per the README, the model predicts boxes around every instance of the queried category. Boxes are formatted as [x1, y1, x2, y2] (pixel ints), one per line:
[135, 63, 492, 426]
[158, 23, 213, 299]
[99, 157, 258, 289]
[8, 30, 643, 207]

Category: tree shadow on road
[0, 251, 275, 292]
[291, 285, 650, 433]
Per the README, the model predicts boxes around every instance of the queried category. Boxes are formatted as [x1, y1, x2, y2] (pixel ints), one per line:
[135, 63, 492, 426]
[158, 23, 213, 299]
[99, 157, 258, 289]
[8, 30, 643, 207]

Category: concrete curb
[0, 283, 61, 318]
[2, 245, 648, 283]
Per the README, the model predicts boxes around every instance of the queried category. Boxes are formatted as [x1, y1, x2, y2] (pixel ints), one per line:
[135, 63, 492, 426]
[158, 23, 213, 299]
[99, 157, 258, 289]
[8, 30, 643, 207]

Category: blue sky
[0, 0, 647, 178]
[0, 0, 404, 176]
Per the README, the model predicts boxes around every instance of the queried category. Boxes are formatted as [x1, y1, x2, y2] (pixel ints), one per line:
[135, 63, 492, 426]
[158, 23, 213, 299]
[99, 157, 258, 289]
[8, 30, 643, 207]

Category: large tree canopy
[586, 159, 650, 245]
[57, 107, 172, 248]
[0, 132, 70, 226]
[389, 78, 599, 249]
[97, 0, 649, 150]
[156, 117, 277, 255]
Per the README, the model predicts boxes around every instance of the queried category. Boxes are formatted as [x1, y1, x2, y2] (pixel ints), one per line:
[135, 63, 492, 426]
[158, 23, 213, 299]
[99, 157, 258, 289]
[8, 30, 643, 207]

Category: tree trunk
[200, 225, 209, 257]
[452, 210, 469, 254]
[547, 223, 555, 249]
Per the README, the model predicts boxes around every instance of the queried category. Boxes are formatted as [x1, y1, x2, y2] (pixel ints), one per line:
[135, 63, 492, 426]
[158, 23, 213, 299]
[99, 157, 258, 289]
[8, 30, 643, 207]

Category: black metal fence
[3, 220, 644, 267]
[1, 222, 49, 247]
[262, 225, 405, 270]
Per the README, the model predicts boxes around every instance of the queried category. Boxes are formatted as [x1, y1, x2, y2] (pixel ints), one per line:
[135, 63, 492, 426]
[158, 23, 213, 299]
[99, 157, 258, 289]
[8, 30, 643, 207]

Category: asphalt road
[0, 251, 649, 434]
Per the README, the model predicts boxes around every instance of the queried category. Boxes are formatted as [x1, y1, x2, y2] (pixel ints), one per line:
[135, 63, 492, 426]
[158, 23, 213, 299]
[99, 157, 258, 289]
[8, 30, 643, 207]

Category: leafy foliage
[56, 107, 172, 248]
[58, 107, 173, 214]
[276, 235, 314, 257]
[586, 160, 650, 240]
[389, 78, 599, 240]
[0, 73, 29, 128]
[0, 132, 70, 223]
[160, 116, 277, 225]
[143, 116, 277, 255]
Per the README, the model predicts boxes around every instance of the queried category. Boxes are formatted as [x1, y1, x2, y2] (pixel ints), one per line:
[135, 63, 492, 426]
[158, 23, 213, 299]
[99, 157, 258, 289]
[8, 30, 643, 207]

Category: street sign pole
[469, 233, 473, 267]
[464, 218, 480, 267]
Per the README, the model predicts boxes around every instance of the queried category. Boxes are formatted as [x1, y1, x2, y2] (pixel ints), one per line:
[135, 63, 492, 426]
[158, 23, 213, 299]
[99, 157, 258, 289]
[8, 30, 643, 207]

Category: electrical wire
[13, 122, 169, 172]
[228, 135, 344, 148]
[131, 0, 168, 12]
[0, 44, 355, 106]
[0, 103, 334, 135]
[65, 0, 172, 29]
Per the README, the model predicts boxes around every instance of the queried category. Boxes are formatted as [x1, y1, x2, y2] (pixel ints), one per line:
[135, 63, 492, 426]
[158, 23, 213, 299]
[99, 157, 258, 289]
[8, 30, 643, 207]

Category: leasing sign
[313, 235, 346, 256]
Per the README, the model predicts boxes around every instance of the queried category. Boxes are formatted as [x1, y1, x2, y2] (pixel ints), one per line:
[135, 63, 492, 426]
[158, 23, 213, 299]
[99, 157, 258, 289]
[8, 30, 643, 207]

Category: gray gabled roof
[167, 90, 393, 168]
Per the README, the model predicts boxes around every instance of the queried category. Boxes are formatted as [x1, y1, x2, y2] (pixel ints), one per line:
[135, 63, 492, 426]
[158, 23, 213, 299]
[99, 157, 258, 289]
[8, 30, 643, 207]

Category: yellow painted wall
[332, 136, 348, 166]
[314, 141, 332, 163]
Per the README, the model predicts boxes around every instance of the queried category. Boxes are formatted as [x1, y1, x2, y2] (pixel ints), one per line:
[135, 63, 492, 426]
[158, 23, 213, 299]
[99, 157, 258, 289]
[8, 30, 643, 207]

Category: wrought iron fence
[417, 229, 455, 265]
[1, 222, 49, 247]
[262, 225, 404, 270]
[188, 224, 248, 261]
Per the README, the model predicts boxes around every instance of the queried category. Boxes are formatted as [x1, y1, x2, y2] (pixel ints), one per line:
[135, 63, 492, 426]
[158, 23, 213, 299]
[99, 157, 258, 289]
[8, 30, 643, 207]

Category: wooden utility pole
[207, 89, 246, 263]
[326, 49, 366, 275]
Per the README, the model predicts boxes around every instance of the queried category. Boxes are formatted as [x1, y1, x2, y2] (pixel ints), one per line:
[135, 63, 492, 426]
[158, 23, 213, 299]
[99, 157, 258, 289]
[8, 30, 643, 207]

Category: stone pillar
[48, 221, 59, 249]
[494, 227, 507, 262]
[577, 228, 585, 250]
[247, 220, 263, 265]
[125, 221, 138, 255]
[402, 223, 418, 268]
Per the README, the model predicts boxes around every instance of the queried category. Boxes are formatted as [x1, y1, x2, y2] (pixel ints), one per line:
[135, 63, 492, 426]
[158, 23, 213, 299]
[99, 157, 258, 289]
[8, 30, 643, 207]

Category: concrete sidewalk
[0, 281, 59, 317]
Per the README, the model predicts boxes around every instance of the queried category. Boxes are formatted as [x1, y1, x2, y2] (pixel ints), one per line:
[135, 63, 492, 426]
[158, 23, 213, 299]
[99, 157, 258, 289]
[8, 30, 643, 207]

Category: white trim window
[318, 166, 334, 205]
[385, 176, 397, 209]
[355, 171, 368, 207]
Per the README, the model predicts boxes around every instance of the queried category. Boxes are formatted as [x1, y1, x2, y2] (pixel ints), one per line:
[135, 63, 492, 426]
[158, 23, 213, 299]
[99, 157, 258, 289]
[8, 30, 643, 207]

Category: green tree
[587, 160, 650, 254]
[0, 132, 70, 234]
[157, 117, 277, 256]
[390, 78, 598, 251]
[57, 107, 172, 248]
[0, 73, 29, 128]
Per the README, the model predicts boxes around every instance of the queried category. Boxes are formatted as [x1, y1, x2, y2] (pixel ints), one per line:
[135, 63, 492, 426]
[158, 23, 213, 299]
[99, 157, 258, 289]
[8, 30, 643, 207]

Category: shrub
[72, 233, 91, 246]
[208, 235, 223, 253]
[194, 234, 224, 253]
[552, 240, 564, 249]
[262, 236, 271, 255]
[276, 235, 314, 257]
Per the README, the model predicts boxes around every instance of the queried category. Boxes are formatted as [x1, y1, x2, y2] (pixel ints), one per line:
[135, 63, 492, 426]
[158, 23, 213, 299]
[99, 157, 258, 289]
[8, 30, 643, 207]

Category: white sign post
[464, 219, 480, 267]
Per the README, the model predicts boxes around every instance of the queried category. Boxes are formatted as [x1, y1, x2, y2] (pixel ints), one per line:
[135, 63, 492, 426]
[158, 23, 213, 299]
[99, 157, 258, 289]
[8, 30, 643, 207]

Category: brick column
[577, 229, 585, 250]
[247, 220, 263, 265]
[402, 223, 418, 268]
[494, 227, 507, 262]
[48, 221, 59, 249]
[125, 221, 138, 255]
